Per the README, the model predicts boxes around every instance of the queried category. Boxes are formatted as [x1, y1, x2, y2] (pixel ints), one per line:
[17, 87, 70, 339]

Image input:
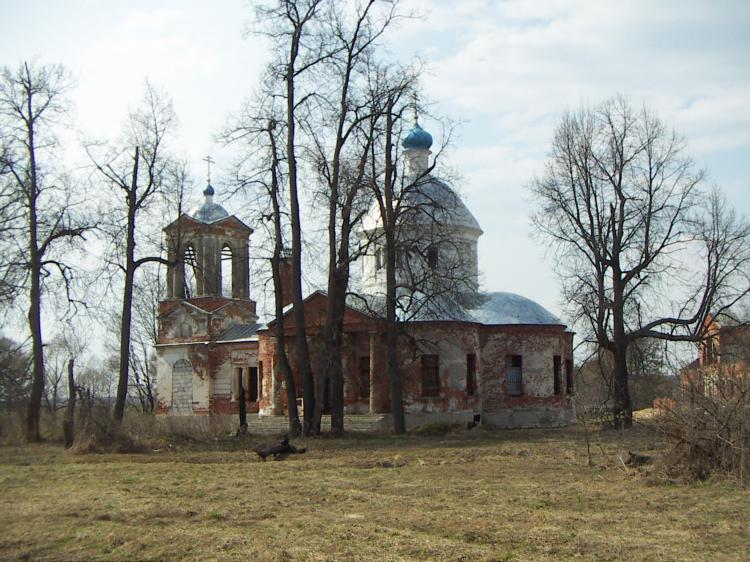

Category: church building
[154, 122, 576, 429]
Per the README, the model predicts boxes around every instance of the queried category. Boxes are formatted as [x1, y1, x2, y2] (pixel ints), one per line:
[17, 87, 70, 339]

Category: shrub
[655, 366, 749, 483]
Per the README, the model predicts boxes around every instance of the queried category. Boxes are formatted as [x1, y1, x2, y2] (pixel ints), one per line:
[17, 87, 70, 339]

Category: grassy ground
[0, 423, 748, 561]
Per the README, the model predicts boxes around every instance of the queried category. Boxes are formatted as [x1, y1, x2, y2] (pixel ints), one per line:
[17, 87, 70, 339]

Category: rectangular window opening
[553, 355, 562, 396]
[421, 354, 440, 397]
[234, 367, 244, 401]
[358, 356, 370, 400]
[565, 359, 573, 395]
[506, 354, 523, 396]
[466, 353, 476, 396]
[248, 366, 259, 402]
[258, 361, 264, 399]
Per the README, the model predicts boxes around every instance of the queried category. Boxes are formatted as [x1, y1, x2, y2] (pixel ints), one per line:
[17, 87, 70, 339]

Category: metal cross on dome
[202, 155, 215, 184]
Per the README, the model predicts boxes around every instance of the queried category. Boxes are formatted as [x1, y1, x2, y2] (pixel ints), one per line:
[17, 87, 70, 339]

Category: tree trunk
[286, 39, 315, 436]
[383, 99, 406, 434]
[385, 239, 405, 435]
[114, 146, 139, 424]
[313, 270, 348, 435]
[267, 125, 301, 437]
[272, 255, 301, 437]
[63, 358, 76, 448]
[612, 343, 633, 428]
[24, 95, 44, 443]
[610, 270, 633, 428]
[25, 261, 44, 442]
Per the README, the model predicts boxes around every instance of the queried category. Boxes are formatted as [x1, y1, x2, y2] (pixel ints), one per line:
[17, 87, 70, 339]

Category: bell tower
[163, 183, 253, 301]
[159, 180, 257, 343]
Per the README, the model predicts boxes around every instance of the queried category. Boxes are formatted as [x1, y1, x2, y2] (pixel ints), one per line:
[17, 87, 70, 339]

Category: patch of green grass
[0, 425, 748, 561]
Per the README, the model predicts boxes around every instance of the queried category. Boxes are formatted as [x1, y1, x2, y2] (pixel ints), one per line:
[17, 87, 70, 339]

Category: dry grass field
[1, 422, 748, 561]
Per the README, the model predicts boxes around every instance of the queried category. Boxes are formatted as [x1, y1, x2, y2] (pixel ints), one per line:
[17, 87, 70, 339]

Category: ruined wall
[155, 341, 261, 417]
[209, 343, 259, 415]
[479, 325, 574, 428]
[155, 344, 211, 415]
[398, 323, 481, 415]
[256, 292, 380, 416]
[256, 328, 377, 416]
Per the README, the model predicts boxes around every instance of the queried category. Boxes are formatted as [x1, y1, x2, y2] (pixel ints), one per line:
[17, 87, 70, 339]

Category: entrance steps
[246, 413, 390, 435]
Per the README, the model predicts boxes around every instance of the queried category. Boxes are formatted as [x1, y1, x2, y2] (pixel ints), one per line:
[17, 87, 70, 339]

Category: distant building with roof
[154, 121, 576, 429]
[681, 313, 750, 401]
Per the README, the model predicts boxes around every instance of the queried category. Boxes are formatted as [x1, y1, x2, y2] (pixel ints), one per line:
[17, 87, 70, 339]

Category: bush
[655, 367, 749, 483]
[0, 408, 25, 445]
[70, 402, 155, 454]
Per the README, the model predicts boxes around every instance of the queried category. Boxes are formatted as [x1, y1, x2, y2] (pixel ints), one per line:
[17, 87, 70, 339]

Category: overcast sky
[3, 0, 749, 322]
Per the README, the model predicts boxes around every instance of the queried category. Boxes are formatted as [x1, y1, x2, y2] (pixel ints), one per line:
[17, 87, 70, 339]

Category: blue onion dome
[402, 122, 433, 150]
[190, 183, 229, 224]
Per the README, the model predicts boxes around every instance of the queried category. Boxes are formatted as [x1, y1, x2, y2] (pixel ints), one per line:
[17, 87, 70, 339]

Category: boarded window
[421, 354, 440, 397]
[466, 353, 476, 396]
[247, 366, 259, 402]
[565, 359, 574, 395]
[171, 359, 193, 415]
[506, 355, 523, 396]
[358, 356, 370, 399]
[553, 355, 562, 395]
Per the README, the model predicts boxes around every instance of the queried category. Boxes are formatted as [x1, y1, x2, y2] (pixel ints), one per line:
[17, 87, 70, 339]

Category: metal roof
[216, 323, 261, 342]
[361, 177, 482, 234]
[466, 292, 562, 325]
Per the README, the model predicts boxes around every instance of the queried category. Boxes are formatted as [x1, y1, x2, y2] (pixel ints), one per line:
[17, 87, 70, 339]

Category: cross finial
[412, 92, 419, 124]
[202, 155, 215, 184]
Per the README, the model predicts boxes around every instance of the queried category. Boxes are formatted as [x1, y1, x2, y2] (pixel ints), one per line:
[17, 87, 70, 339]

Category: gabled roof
[163, 212, 253, 234]
[263, 290, 380, 329]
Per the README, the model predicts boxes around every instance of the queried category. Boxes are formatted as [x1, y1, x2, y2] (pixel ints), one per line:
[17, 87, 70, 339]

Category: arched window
[171, 359, 193, 414]
[183, 244, 198, 298]
[221, 244, 233, 297]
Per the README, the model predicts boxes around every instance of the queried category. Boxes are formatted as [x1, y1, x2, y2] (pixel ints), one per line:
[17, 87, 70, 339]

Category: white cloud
[3, 0, 749, 325]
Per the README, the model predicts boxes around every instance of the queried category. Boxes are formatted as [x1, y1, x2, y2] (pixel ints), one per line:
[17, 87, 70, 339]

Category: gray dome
[467, 292, 562, 325]
[191, 202, 229, 223]
[409, 178, 481, 232]
[362, 177, 482, 234]
[190, 183, 229, 224]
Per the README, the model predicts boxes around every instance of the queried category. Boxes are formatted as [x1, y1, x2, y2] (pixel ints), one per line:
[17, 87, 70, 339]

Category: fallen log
[253, 436, 307, 461]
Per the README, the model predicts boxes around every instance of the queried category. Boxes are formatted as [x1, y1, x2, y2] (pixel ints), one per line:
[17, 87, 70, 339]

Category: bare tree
[223, 105, 302, 436]
[254, 0, 339, 435]
[127, 266, 162, 413]
[0, 336, 31, 411]
[87, 83, 185, 424]
[0, 62, 92, 442]
[338, 50, 485, 435]
[304, 0, 406, 435]
[531, 97, 750, 427]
